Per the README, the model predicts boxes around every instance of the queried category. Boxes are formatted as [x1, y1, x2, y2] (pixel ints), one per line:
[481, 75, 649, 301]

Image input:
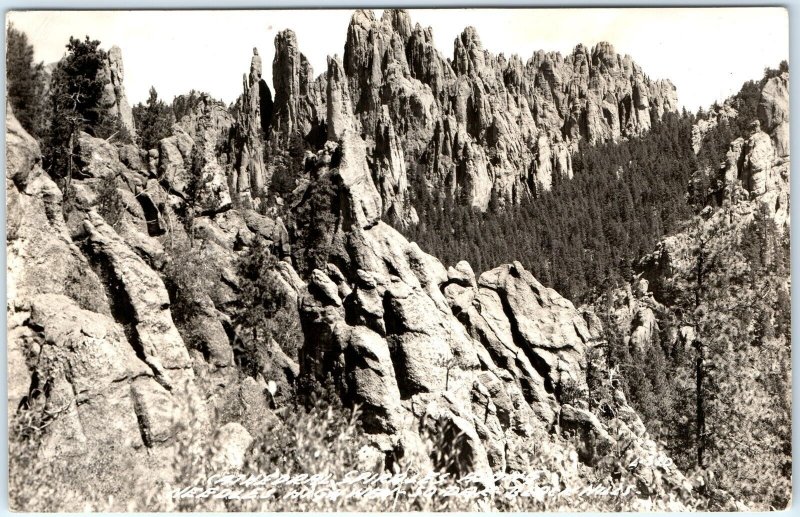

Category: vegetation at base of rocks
[43, 35, 132, 181]
[162, 238, 225, 349]
[9, 418, 165, 513]
[8, 381, 703, 512]
[673, 207, 790, 510]
[232, 240, 303, 376]
[6, 23, 47, 137]
[594, 202, 791, 510]
[132, 86, 176, 151]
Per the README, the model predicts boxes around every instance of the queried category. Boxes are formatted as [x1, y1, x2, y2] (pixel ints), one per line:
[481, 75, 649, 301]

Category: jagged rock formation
[706, 73, 791, 226]
[691, 102, 738, 154]
[255, 9, 676, 219]
[371, 105, 418, 224]
[151, 92, 237, 216]
[690, 69, 789, 227]
[597, 280, 661, 354]
[641, 70, 791, 304]
[231, 49, 270, 206]
[269, 29, 327, 147]
[271, 31, 301, 138]
[326, 55, 384, 229]
[7, 65, 686, 500]
[97, 46, 136, 136]
[7, 17, 699, 510]
[7, 91, 293, 462]
[758, 72, 790, 157]
[279, 65, 687, 489]
[6, 107, 205, 455]
[741, 120, 777, 195]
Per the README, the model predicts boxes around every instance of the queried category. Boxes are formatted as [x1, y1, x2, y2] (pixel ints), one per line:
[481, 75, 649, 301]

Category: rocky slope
[7, 12, 696, 510]
[591, 66, 791, 511]
[612, 65, 790, 386]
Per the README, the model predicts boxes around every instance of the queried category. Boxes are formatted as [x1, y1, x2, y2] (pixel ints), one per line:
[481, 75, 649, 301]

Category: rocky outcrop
[326, 55, 383, 229]
[97, 46, 135, 136]
[370, 106, 418, 225]
[231, 49, 269, 206]
[158, 125, 195, 195]
[758, 72, 789, 157]
[75, 131, 130, 179]
[741, 121, 776, 195]
[264, 9, 676, 214]
[83, 210, 192, 373]
[598, 281, 661, 354]
[271, 31, 301, 138]
[147, 92, 237, 215]
[6, 108, 207, 457]
[692, 102, 737, 154]
[6, 12, 697, 508]
[293, 127, 684, 490]
[697, 69, 791, 227]
[742, 72, 790, 227]
[269, 29, 327, 146]
[7, 100, 296, 463]
[179, 95, 235, 214]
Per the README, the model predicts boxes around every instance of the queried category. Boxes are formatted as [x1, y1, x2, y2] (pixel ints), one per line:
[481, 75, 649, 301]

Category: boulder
[560, 404, 616, 465]
[447, 260, 476, 287]
[75, 132, 127, 178]
[22, 294, 157, 454]
[210, 423, 253, 470]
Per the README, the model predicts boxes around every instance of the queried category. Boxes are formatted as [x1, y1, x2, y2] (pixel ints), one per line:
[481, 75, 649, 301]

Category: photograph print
[5, 6, 792, 512]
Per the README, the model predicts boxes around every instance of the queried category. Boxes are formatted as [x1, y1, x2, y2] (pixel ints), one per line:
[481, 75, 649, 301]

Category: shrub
[95, 174, 125, 229]
[291, 171, 338, 274]
[162, 238, 224, 332]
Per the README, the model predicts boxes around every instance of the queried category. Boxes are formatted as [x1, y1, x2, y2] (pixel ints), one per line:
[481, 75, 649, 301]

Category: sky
[6, 8, 789, 113]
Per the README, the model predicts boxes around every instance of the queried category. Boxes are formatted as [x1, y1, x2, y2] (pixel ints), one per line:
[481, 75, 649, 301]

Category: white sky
[6, 8, 789, 112]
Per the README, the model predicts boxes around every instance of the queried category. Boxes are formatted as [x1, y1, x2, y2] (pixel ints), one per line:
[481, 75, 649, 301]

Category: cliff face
[261, 9, 676, 217]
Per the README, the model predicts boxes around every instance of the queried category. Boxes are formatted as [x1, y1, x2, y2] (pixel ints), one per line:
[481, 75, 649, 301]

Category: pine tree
[132, 86, 174, 150]
[6, 24, 46, 137]
[43, 36, 110, 179]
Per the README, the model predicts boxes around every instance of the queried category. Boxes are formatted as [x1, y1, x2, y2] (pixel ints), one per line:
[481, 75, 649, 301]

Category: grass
[9, 386, 702, 512]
